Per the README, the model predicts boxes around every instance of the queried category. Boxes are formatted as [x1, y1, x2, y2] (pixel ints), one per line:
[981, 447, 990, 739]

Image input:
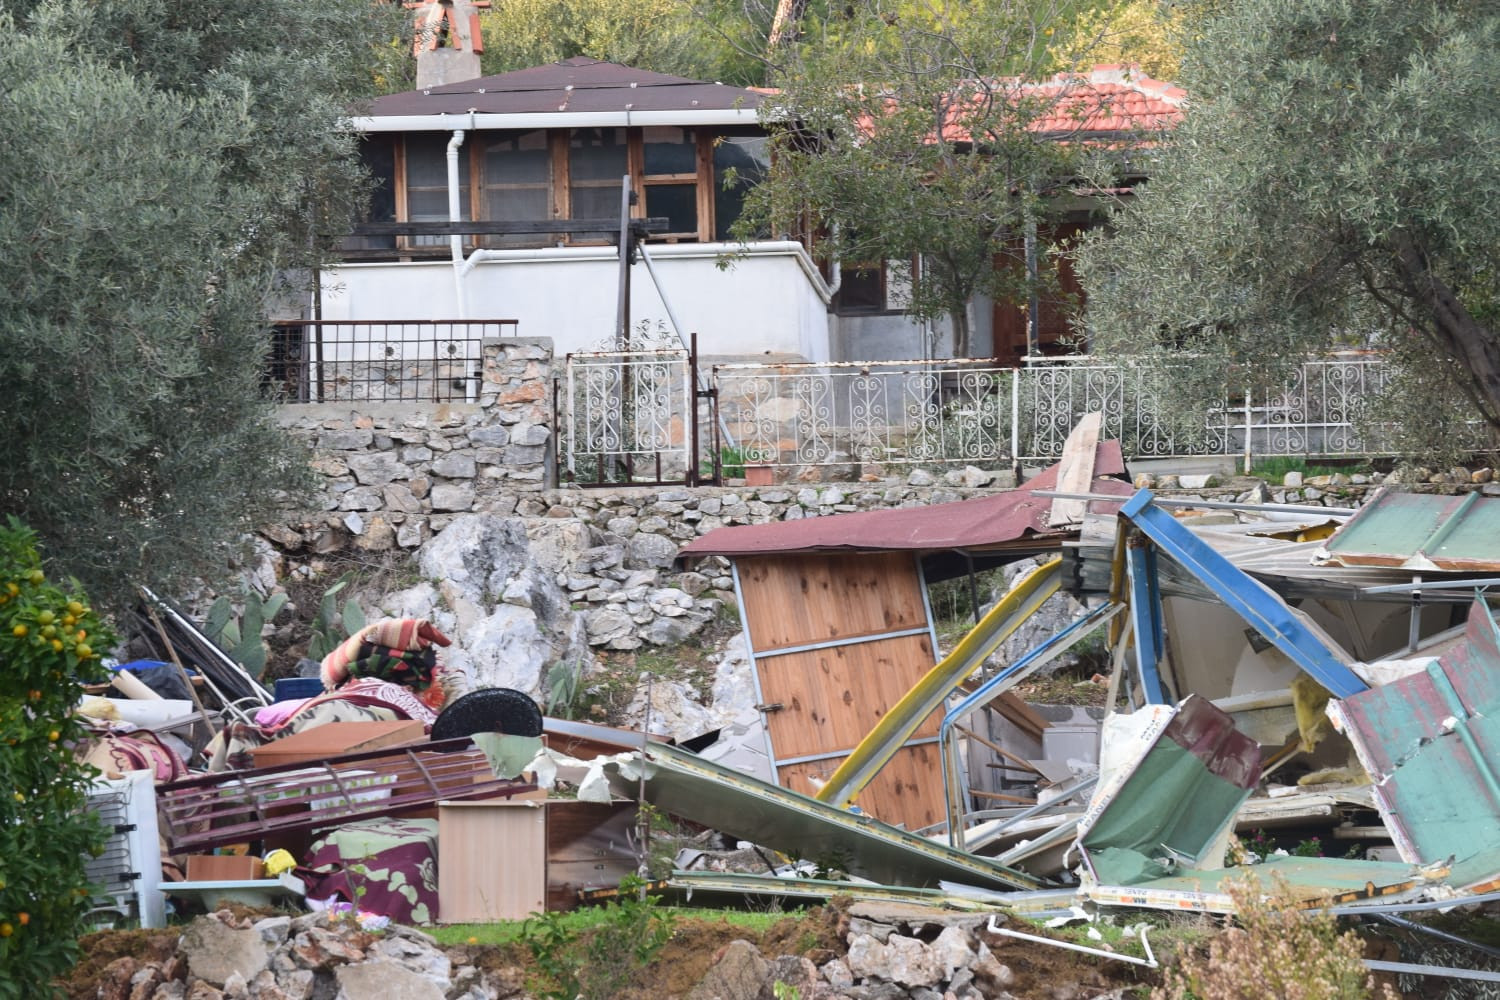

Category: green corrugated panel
[1321, 491, 1473, 566]
[1425, 494, 1500, 569]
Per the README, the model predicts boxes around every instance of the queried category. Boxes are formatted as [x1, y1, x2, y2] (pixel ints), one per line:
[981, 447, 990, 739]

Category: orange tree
[0, 518, 113, 999]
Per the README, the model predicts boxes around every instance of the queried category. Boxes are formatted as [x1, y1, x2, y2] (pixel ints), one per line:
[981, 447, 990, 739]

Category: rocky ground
[59, 900, 1160, 1000]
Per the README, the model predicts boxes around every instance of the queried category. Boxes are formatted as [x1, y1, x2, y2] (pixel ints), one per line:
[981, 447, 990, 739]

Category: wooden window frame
[395, 127, 725, 249]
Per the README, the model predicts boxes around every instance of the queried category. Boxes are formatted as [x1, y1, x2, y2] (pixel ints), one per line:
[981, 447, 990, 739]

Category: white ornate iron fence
[560, 347, 698, 485]
[712, 355, 1395, 470]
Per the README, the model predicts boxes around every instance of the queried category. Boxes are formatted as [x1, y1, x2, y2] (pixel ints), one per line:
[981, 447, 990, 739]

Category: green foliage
[306, 575, 367, 664]
[203, 591, 289, 680]
[1078, 0, 1500, 458]
[541, 656, 588, 719]
[520, 875, 676, 1000]
[737, 0, 1113, 357]
[0, 519, 114, 1000]
[479, 0, 764, 85]
[0, 0, 403, 614]
[1153, 872, 1394, 999]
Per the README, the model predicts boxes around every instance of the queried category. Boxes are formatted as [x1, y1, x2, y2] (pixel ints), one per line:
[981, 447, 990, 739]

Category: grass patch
[1246, 456, 1368, 481]
[429, 905, 798, 948]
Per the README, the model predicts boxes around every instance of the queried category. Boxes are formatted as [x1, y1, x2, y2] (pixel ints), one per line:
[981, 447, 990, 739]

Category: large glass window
[480, 130, 550, 246]
[404, 133, 469, 247]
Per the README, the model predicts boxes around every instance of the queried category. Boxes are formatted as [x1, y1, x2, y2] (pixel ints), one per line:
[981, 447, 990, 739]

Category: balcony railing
[267, 320, 518, 403]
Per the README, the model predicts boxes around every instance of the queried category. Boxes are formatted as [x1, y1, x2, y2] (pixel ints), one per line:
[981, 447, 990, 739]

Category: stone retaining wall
[273, 337, 553, 552]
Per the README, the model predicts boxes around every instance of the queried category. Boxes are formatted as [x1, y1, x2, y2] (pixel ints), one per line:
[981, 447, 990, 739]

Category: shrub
[1153, 872, 1396, 1000]
[0, 518, 113, 999]
[521, 875, 675, 1000]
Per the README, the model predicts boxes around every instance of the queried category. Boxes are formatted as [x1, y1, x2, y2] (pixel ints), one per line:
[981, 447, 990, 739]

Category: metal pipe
[1033, 489, 1359, 517]
[939, 602, 1123, 845]
[987, 915, 1158, 969]
[447, 125, 468, 318]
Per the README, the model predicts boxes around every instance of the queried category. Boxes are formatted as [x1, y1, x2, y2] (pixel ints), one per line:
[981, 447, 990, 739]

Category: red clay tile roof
[1021, 65, 1186, 137]
[855, 64, 1186, 145]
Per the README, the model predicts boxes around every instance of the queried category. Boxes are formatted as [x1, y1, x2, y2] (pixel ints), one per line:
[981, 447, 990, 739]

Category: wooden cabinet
[437, 799, 547, 922]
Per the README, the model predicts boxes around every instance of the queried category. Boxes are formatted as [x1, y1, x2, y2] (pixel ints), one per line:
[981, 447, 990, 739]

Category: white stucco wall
[316, 241, 833, 362]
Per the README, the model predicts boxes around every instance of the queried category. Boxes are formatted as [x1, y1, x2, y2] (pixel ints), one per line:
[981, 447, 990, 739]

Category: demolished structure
[69, 428, 1500, 984]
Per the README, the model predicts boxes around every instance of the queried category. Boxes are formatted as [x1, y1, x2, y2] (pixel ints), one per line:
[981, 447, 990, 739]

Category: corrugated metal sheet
[369, 57, 767, 119]
[1332, 599, 1500, 882]
[601, 741, 1041, 890]
[680, 442, 1130, 559]
[1320, 490, 1500, 571]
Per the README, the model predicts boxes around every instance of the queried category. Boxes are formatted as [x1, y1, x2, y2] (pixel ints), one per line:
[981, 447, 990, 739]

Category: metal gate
[557, 338, 718, 486]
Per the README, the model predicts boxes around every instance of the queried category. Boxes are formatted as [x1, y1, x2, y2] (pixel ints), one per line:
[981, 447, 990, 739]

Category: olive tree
[0, 0, 401, 612]
[1076, 0, 1500, 458]
[734, 0, 1112, 358]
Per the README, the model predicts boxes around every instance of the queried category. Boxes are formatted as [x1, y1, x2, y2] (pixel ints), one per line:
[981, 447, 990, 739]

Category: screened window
[569, 128, 630, 222]
[480, 130, 551, 246]
[712, 134, 768, 240]
[641, 127, 698, 237]
[405, 133, 469, 247]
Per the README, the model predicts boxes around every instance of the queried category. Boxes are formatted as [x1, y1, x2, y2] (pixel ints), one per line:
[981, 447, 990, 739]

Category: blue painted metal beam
[1119, 489, 1369, 699]
[1125, 536, 1169, 704]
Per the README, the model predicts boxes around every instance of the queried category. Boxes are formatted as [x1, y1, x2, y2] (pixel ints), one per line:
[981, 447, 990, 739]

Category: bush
[521, 875, 676, 1000]
[1153, 872, 1396, 1000]
[0, 518, 113, 999]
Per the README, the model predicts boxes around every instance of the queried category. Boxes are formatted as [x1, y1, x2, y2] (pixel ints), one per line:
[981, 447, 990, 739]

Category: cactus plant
[203, 590, 288, 679]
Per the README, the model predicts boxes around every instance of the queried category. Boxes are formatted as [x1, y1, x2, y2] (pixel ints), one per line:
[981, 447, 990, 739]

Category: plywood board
[736, 551, 946, 831]
[738, 552, 927, 650]
[438, 800, 547, 922]
[757, 635, 940, 757]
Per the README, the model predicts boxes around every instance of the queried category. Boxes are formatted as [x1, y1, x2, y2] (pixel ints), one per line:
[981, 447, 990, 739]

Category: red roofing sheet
[679, 441, 1129, 558]
[369, 56, 767, 119]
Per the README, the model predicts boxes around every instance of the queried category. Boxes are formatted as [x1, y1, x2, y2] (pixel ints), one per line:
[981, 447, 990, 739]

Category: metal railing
[713, 355, 1397, 470]
[267, 320, 519, 403]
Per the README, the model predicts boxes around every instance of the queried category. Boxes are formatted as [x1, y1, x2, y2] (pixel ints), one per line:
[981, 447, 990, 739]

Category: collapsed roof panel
[679, 441, 1130, 560]
[1319, 490, 1500, 572]
[1331, 599, 1500, 878]
[601, 741, 1042, 891]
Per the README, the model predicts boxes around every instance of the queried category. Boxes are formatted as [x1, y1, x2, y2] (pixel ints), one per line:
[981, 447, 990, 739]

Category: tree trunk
[1392, 234, 1500, 432]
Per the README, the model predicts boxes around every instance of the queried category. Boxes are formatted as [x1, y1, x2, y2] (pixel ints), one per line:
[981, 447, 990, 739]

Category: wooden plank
[351, 217, 670, 237]
[1048, 411, 1102, 527]
[991, 691, 1050, 740]
[439, 800, 548, 921]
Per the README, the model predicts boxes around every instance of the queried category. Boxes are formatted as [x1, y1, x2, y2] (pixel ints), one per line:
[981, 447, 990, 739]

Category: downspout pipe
[448, 121, 470, 319]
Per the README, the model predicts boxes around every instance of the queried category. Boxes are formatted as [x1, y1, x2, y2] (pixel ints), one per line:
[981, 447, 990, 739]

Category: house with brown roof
[313, 56, 834, 363]
[309, 49, 1182, 367]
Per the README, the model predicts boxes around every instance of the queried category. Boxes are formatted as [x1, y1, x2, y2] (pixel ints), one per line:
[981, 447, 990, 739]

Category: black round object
[430, 687, 544, 741]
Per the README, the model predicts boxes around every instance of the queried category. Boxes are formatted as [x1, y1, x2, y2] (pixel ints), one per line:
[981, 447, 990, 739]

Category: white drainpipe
[447, 121, 469, 318]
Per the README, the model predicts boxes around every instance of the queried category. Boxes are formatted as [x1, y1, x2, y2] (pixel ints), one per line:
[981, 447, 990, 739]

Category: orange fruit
[26, 569, 43, 585]
[66, 601, 84, 615]
[11, 624, 26, 638]
[16, 913, 27, 926]
[75, 643, 92, 659]
[36, 611, 54, 626]
[0, 922, 13, 938]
